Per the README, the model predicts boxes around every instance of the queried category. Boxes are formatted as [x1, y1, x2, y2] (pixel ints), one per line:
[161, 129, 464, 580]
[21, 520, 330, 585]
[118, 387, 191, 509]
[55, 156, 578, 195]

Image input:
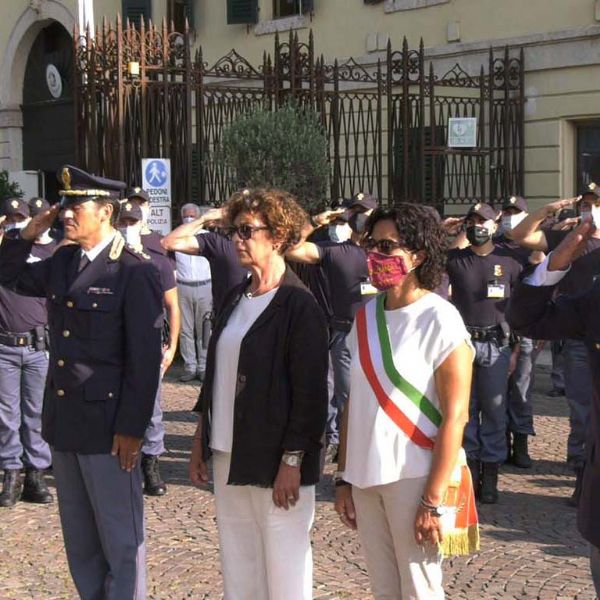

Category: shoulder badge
[109, 232, 125, 261]
[124, 243, 151, 261]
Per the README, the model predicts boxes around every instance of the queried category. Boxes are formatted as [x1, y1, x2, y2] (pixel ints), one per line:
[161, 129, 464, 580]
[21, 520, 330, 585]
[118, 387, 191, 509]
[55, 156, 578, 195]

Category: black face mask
[466, 225, 491, 247]
[349, 212, 369, 234]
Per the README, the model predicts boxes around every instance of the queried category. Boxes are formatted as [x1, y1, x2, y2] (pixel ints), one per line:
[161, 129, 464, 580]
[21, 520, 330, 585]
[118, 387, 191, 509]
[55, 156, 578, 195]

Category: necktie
[78, 253, 90, 273]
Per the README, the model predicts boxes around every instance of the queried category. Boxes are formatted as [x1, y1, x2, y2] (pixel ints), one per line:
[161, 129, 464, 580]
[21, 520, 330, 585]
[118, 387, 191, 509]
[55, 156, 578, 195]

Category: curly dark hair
[226, 188, 308, 253]
[364, 203, 447, 290]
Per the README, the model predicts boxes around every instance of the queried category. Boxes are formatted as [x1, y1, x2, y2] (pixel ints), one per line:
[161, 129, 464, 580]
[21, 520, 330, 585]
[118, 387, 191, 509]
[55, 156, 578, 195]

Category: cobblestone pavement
[0, 357, 597, 599]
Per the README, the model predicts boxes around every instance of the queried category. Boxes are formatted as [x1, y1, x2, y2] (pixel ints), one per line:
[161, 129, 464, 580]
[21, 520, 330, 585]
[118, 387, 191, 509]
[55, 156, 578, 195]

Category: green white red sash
[355, 294, 480, 557]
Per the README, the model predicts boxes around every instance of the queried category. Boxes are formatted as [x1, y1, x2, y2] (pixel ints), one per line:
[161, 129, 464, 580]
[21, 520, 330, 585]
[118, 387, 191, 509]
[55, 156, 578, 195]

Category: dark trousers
[52, 450, 146, 600]
[0, 343, 50, 470]
[326, 329, 351, 445]
[563, 339, 593, 469]
[464, 340, 511, 464]
[507, 336, 535, 436]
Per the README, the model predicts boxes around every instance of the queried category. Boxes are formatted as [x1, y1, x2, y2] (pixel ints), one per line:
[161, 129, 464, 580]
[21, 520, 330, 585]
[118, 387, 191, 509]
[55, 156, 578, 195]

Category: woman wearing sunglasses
[188, 189, 328, 600]
[334, 204, 478, 599]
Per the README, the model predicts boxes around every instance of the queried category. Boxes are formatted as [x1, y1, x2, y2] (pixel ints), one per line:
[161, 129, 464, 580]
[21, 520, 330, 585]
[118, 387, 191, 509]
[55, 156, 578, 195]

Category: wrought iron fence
[74, 18, 524, 213]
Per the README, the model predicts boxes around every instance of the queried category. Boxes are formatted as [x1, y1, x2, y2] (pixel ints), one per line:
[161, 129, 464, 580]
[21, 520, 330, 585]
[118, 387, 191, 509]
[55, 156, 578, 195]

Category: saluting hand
[548, 218, 594, 272]
[111, 434, 142, 472]
[312, 208, 347, 227]
[21, 204, 60, 241]
[543, 196, 579, 218]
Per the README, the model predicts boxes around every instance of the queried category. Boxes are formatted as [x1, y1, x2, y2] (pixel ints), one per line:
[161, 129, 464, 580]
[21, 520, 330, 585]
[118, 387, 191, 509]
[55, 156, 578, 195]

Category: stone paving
[0, 358, 597, 599]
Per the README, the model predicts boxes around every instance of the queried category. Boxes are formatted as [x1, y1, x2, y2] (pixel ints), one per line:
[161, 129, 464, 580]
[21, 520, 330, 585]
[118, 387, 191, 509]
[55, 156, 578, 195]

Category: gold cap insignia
[242, 189, 250, 197]
[125, 203, 132, 211]
[35, 199, 42, 207]
[509, 196, 516, 204]
[474, 203, 481, 211]
[61, 167, 71, 190]
[133, 187, 141, 194]
[11, 200, 19, 208]
[589, 182, 597, 192]
[357, 193, 364, 201]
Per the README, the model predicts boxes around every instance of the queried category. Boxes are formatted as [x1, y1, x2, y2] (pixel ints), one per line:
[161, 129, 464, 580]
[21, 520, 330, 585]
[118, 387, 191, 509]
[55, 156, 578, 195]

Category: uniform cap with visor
[1, 197, 30, 218]
[501, 196, 528, 213]
[467, 202, 498, 222]
[58, 165, 126, 208]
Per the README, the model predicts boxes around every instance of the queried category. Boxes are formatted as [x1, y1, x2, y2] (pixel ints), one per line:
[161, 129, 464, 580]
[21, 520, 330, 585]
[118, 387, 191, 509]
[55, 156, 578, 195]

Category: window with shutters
[273, 0, 313, 18]
[122, 0, 152, 28]
[227, 0, 259, 24]
[168, 0, 195, 32]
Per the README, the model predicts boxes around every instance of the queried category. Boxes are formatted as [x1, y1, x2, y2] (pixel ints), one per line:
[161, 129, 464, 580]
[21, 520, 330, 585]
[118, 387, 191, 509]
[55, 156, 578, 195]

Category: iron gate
[74, 17, 524, 213]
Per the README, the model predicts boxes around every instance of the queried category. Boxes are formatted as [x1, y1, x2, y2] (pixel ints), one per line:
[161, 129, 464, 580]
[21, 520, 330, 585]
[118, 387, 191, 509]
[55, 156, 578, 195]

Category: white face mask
[140, 205, 150, 223]
[581, 205, 600, 227]
[118, 225, 142, 247]
[501, 213, 526, 232]
[182, 216, 195, 224]
[328, 223, 352, 244]
[36, 229, 53, 244]
[4, 220, 28, 232]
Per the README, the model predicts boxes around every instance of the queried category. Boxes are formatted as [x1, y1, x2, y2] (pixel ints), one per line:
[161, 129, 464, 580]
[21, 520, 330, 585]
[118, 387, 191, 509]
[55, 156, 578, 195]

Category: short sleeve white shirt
[343, 292, 473, 489]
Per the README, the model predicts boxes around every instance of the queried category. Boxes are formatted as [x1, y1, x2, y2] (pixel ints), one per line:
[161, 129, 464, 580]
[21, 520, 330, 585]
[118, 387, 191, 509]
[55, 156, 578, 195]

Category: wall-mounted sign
[448, 117, 477, 148]
[46, 64, 62, 99]
[142, 158, 172, 234]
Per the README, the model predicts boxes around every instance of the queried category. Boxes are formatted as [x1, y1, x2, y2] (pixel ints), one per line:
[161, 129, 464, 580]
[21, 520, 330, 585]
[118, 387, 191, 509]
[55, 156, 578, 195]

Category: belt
[466, 325, 504, 343]
[0, 331, 35, 347]
[178, 279, 211, 287]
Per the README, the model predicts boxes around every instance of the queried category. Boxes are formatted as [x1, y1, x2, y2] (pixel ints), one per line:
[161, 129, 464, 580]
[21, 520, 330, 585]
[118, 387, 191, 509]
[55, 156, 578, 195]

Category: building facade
[3, 0, 600, 207]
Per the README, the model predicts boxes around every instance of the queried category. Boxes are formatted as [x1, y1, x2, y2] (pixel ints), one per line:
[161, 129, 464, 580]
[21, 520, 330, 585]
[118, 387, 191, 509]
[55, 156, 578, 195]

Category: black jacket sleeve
[114, 261, 164, 438]
[282, 290, 329, 453]
[506, 279, 593, 341]
[0, 235, 50, 297]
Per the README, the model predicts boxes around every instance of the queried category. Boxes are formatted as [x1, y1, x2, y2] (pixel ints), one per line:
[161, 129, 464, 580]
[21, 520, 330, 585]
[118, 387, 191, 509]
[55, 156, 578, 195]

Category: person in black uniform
[0, 166, 163, 599]
[0, 197, 56, 507]
[161, 203, 249, 318]
[510, 188, 600, 505]
[117, 201, 180, 497]
[506, 220, 600, 597]
[495, 195, 539, 469]
[286, 193, 379, 463]
[446, 202, 523, 503]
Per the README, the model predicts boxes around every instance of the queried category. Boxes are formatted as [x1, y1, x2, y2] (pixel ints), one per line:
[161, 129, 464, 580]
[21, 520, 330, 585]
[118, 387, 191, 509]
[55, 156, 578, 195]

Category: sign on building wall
[141, 158, 172, 235]
[447, 118, 477, 148]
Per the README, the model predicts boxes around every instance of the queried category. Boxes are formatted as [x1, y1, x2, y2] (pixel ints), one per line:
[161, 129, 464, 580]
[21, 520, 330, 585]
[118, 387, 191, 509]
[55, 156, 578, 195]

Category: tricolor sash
[355, 295, 479, 557]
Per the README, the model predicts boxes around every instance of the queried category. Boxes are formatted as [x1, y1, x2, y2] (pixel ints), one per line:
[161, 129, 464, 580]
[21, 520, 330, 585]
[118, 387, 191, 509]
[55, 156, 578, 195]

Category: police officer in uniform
[0, 197, 56, 507]
[0, 166, 163, 599]
[117, 201, 180, 496]
[286, 193, 379, 463]
[507, 220, 600, 597]
[446, 202, 523, 503]
[510, 188, 600, 504]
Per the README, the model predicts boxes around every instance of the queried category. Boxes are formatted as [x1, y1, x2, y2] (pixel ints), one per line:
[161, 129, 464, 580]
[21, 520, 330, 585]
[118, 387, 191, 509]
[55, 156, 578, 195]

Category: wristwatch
[281, 451, 305, 468]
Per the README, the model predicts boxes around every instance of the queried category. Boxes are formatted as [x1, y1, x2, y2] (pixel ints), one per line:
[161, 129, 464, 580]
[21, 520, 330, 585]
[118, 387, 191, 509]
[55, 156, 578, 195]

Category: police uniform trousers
[550, 340, 566, 392]
[213, 451, 315, 600]
[464, 339, 511, 463]
[177, 280, 212, 377]
[507, 336, 536, 436]
[326, 329, 351, 446]
[52, 450, 146, 600]
[141, 381, 165, 457]
[563, 339, 593, 469]
[0, 343, 51, 470]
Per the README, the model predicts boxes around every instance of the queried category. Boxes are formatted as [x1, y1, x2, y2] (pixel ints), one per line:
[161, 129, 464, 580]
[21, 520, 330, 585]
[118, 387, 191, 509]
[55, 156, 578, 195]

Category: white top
[175, 251, 211, 283]
[344, 292, 473, 489]
[210, 287, 279, 453]
[82, 232, 116, 262]
[525, 253, 569, 286]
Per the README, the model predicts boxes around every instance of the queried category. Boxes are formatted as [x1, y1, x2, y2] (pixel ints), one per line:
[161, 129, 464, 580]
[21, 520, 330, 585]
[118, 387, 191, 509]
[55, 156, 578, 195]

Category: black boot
[0, 469, 22, 508]
[141, 454, 167, 496]
[21, 469, 54, 504]
[567, 466, 584, 507]
[512, 433, 533, 469]
[467, 458, 481, 498]
[480, 462, 499, 504]
[505, 431, 513, 465]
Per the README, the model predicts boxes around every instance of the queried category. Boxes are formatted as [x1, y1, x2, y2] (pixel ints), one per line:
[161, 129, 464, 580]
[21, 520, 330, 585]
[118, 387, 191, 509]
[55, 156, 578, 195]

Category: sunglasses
[225, 224, 269, 241]
[363, 238, 405, 255]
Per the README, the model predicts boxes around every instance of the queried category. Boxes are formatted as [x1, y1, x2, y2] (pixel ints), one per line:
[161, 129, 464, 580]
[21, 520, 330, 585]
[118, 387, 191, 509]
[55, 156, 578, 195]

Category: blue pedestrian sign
[141, 157, 172, 235]
[144, 160, 168, 187]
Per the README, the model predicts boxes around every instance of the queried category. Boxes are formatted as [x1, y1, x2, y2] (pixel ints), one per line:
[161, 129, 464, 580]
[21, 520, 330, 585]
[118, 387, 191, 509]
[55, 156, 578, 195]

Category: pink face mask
[367, 251, 410, 291]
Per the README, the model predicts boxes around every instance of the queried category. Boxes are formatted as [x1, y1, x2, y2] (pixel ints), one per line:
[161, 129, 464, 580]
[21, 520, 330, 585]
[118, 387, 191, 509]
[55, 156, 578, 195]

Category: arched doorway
[22, 21, 75, 201]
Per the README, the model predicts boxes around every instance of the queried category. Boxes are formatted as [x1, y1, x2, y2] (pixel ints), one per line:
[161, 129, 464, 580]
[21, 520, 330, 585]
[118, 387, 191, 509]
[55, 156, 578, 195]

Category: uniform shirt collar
[81, 232, 116, 263]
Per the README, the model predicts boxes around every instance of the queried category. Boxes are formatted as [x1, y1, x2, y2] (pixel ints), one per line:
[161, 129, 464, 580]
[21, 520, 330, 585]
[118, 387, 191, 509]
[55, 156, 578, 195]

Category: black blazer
[195, 266, 329, 487]
[0, 234, 164, 454]
[507, 280, 600, 549]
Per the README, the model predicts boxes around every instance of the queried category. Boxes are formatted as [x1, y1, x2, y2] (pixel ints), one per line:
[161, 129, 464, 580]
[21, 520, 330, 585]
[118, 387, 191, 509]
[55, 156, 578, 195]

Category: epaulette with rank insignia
[123, 245, 152, 261]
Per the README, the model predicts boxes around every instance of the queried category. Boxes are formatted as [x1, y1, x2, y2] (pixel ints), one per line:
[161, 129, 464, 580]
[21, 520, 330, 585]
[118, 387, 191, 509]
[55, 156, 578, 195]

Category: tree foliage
[0, 170, 22, 203]
[220, 103, 329, 211]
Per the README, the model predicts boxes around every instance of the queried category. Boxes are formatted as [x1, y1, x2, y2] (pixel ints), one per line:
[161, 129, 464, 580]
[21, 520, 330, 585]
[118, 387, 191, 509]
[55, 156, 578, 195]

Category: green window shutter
[227, 0, 259, 24]
[301, 0, 314, 13]
[122, 0, 152, 28]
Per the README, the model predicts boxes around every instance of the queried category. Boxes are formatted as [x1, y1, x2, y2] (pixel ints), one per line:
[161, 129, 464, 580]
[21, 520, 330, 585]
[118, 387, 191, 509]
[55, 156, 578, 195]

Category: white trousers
[177, 282, 212, 375]
[213, 451, 315, 600]
[352, 476, 444, 600]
